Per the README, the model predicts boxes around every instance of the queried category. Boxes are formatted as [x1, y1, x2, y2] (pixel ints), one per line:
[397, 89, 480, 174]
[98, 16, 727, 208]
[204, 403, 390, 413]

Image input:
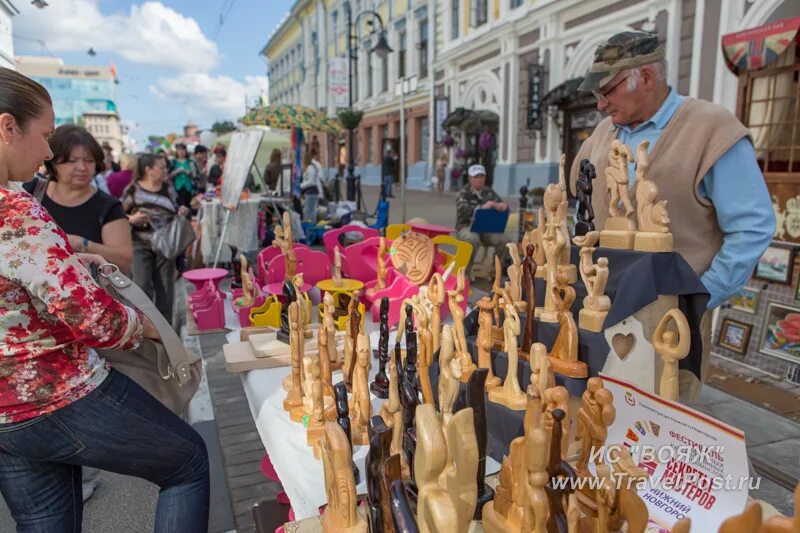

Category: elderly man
[456, 164, 511, 278]
[571, 31, 775, 400]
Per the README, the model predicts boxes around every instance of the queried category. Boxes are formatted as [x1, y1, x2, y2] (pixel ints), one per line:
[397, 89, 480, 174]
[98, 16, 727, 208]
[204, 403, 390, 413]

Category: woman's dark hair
[44, 124, 105, 179]
[270, 148, 282, 164]
[134, 153, 163, 182]
[194, 144, 208, 155]
[175, 142, 188, 156]
[0, 67, 52, 131]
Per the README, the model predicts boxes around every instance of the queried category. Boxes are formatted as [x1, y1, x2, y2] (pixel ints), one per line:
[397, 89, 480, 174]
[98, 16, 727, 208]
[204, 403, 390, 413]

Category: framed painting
[758, 301, 800, 363]
[754, 245, 794, 284]
[729, 286, 760, 314]
[717, 319, 752, 354]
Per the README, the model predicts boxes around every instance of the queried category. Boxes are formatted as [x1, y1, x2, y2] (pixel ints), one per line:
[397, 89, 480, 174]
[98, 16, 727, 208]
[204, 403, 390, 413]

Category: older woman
[23, 124, 133, 271]
[0, 67, 208, 531]
[107, 152, 136, 198]
[123, 153, 189, 324]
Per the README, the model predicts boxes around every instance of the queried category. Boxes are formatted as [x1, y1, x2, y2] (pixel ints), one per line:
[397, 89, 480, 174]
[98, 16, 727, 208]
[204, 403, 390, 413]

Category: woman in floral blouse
[0, 68, 209, 531]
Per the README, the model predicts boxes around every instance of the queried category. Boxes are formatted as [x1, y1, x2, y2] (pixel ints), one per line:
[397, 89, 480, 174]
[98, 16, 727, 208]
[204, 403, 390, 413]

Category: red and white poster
[600, 374, 751, 532]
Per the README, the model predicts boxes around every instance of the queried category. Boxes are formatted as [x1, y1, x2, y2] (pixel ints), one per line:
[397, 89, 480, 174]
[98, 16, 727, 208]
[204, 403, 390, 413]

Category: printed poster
[601, 374, 751, 532]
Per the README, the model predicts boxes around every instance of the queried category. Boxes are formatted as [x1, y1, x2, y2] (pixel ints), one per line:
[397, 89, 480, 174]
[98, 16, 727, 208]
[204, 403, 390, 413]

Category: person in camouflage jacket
[455, 164, 510, 278]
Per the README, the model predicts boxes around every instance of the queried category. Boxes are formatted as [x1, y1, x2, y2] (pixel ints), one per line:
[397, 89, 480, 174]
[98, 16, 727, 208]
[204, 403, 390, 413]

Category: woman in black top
[23, 124, 132, 270]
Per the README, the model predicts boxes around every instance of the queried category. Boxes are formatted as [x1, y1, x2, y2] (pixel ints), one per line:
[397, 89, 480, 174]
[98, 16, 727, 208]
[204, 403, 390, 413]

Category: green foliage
[337, 108, 364, 130]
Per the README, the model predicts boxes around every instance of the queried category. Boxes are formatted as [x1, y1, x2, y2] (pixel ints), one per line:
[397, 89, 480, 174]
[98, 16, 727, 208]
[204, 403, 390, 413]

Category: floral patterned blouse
[0, 188, 142, 423]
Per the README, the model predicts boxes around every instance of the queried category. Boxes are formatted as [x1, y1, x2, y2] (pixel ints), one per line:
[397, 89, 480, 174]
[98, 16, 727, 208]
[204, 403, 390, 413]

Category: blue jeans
[0, 370, 209, 533]
[383, 175, 394, 197]
[303, 193, 319, 222]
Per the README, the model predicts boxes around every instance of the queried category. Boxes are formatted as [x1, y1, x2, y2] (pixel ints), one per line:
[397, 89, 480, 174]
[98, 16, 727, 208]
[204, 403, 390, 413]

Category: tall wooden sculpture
[277, 278, 298, 344]
[488, 304, 527, 410]
[575, 231, 610, 332]
[274, 211, 297, 280]
[476, 296, 500, 390]
[549, 279, 589, 378]
[320, 422, 367, 533]
[427, 272, 445, 354]
[283, 302, 304, 412]
[350, 333, 372, 445]
[371, 297, 391, 399]
[539, 186, 569, 323]
[323, 292, 342, 370]
[448, 267, 476, 382]
[438, 325, 462, 425]
[521, 244, 537, 354]
[574, 158, 597, 237]
[292, 273, 312, 339]
[401, 305, 420, 485]
[366, 416, 392, 533]
[466, 368, 494, 520]
[576, 377, 616, 477]
[601, 139, 637, 249]
[506, 243, 524, 309]
[379, 335, 403, 466]
[344, 292, 362, 391]
[633, 140, 673, 252]
[334, 381, 360, 484]
[653, 309, 690, 402]
[414, 301, 435, 405]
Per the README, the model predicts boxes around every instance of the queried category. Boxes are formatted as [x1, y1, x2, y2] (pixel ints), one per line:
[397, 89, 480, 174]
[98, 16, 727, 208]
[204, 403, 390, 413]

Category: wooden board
[224, 341, 292, 373]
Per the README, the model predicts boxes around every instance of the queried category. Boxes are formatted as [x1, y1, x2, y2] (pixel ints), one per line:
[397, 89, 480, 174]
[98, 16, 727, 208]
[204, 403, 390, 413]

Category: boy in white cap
[455, 164, 510, 278]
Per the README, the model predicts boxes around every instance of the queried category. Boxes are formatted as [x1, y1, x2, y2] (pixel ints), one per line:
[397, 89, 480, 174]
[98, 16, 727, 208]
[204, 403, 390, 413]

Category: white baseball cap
[468, 164, 486, 177]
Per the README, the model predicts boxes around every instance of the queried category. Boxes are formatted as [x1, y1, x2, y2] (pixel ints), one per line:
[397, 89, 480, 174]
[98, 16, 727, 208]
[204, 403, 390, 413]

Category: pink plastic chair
[265, 248, 332, 289]
[363, 268, 399, 309]
[341, 236, 392, 283]
[322, 225, 380, 264]
[256, 243, 311, 286]
[191, 290, 225, 330]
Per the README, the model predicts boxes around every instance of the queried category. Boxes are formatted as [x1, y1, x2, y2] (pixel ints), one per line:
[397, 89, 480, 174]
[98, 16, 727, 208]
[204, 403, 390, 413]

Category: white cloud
[150, 73, 269, 123]
[14, 0, 219, 72]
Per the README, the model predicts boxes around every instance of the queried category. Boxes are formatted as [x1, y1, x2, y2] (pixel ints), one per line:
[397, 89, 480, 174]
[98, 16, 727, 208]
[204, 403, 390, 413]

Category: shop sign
[434, 96, 449, 144]
[328, 57, 349, 109]
[527, 63, 545, 131]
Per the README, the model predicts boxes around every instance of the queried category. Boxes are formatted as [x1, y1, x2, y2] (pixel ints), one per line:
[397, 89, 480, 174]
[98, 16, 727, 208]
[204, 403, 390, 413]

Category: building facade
[262, 0, 437, 188]
[0, 0, 18, 69]
[82, 111, 122, 155]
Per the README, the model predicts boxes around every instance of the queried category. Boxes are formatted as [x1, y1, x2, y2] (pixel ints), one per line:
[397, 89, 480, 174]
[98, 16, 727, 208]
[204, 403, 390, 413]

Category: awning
[542, 77, 584, 107]
[722, 16, 800, 74]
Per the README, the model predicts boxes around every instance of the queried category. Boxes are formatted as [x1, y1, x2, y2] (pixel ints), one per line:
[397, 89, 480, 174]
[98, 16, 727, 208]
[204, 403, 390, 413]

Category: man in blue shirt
[572, 31, 775, 400]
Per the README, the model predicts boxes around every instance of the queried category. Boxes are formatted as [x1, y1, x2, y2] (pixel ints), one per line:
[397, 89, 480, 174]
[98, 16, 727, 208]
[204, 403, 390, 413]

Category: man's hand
[482, 201, 495, 209]
[495, 202, 508, 212]
[177, 206, 190, 217]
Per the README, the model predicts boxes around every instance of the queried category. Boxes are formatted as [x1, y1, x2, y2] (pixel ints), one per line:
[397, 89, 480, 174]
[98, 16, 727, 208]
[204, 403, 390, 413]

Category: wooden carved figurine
[414, 404, 468, 533]
[350, 333, 372, 446]
[438, 326, 463, 425]
[545, 409, 577, 533]
[542, 386, 570, 460]
[653, 309, 690, 402]
[527, 425, 550, 533]
[401, 305, 420, 483]
[300, 356, 333, 445]
[608, 445, 650, 533]
[576, 377, 616, 477]
[292, 273, 312, 339]
[476, 297, 501, 390]
[379, 335, 404, 465]
[317, 318, 334, 397]
[371, 297, 391, 398]
[633, 140, 673, 252]
[506, 243, 524, 310]
[488, 304, 527, 410]
[376, 237, 388, 290]
[283, 302, 304, 412]
[334, 381, 360, 484]
[366, 416, 392, 533]
[601, 139, 637, 249]
[334, 246, 344, 287]
[345, 292, 362, 391]
[236, 255, 255, 308]
[389, 479, 419, 533]
[521, 244, 537, 354]
[320, 422, 368, 533]
[448, 267, 476, 382]
[440, 407, 480, 532]
[274, 211, 296, 280]
[426, 273, 445, 354]
[323, 292, 342, 370]
[576, 231, 611, 332]
[414, 301, 435, 405]
[277, 278, 298, 344]
[530, 209, 547, 279]
[548, 278, 589, 378]
[574, 158, 597, 238]
[539, 192, 568, 324]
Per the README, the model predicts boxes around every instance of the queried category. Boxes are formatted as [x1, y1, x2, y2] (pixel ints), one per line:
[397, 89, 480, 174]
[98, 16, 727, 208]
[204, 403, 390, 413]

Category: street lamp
[342, 1, 392, 203]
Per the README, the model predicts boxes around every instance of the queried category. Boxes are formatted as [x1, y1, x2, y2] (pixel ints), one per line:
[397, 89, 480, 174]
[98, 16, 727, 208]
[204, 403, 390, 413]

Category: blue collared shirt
[613, 89, 775, 309]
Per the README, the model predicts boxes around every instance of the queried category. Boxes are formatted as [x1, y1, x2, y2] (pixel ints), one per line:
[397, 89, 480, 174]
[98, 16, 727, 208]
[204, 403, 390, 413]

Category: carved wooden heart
[612, 333, 636, 360]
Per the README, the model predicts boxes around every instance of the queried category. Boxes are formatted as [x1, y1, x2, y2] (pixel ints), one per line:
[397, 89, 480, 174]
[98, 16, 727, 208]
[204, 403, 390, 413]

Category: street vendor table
[407, 221, 455, 238]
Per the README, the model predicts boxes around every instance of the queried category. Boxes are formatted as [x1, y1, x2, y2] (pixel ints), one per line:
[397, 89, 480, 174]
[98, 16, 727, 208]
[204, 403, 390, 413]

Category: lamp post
[343, 1, 392, 203]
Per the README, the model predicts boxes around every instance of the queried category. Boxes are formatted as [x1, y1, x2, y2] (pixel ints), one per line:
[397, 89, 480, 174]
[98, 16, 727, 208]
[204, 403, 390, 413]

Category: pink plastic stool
[183, 268, 228, 293]
[259, 454, 279, 481]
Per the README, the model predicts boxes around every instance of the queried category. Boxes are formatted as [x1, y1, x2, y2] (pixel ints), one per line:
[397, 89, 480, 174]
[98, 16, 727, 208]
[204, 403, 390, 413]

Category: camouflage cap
[578, 31, 665, 92]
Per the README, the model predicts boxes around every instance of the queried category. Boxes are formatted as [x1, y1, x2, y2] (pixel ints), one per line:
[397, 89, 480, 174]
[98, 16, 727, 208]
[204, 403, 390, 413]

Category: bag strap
[99, 264, 193, 385]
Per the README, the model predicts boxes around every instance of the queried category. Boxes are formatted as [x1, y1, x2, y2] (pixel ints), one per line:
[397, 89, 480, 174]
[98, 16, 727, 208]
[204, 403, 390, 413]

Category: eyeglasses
[592, 73, 631, 104]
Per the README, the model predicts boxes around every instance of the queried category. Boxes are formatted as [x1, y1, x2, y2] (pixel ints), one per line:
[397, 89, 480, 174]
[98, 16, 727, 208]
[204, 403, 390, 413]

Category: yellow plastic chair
[385, 223, 411, 241]
[432, 235, 473, 273]
[249, 295, 282, 327]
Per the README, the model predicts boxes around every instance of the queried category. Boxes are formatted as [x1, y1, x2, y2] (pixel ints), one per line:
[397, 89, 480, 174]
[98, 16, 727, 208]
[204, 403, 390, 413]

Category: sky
[12, 0, 295, 150]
